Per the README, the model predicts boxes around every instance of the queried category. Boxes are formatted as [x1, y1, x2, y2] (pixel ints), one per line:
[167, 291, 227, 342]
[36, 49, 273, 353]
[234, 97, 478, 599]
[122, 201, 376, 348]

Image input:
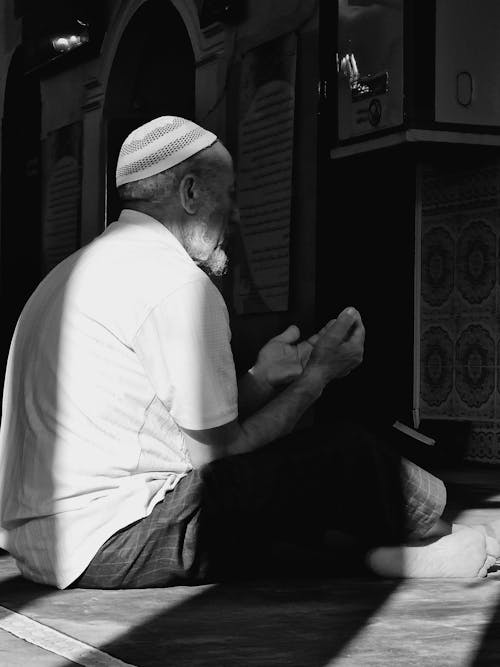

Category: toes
[477, 555, 496, 578]
[487, 554, 497, 568]
[486, 535, 500, 558]
[487, 519, 500, 542]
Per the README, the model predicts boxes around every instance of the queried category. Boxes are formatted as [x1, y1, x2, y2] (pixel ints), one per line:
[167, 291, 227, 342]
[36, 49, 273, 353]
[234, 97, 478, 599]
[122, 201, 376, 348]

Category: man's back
[0, 209, 237, 588]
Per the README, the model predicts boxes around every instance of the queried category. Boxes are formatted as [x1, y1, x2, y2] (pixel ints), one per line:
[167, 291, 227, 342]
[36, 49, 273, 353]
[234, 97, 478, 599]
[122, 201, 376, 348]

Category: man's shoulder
[86, 231, 220, 330]
[93, 219, 198, 282]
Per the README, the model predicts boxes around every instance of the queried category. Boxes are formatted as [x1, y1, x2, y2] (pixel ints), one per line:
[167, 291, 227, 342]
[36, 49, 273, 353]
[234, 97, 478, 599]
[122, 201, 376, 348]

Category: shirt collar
[109, 208, 194, 262]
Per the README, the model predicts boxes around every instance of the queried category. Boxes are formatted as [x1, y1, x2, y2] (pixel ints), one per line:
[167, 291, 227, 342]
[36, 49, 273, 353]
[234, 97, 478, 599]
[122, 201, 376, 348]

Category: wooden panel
[234, 34, 297, 314]
[42, 122, 82, 273]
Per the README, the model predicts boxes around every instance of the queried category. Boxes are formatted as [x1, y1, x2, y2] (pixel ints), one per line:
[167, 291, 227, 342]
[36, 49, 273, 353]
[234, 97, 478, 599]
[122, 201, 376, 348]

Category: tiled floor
[0, 466, 499, 667]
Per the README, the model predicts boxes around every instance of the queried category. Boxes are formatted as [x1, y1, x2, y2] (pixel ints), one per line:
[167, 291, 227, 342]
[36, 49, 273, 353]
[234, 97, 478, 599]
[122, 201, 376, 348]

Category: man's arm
[237, 369, 276, 419]
[236, 325, 305, 418]
[237, 322, 333, 418]
[182, 307, 364, 467]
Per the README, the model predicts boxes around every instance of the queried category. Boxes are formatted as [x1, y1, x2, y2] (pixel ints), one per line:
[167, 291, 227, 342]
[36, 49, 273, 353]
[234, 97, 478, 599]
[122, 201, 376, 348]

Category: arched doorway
[104, 0, 195, 223]
[0, 47, 42, 391]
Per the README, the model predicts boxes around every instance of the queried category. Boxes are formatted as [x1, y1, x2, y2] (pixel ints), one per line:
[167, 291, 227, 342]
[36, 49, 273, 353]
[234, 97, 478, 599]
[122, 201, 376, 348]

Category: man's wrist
[294, 366, 327, 400]
[248, 365, 275, 395]
[299, 366, 327, 397]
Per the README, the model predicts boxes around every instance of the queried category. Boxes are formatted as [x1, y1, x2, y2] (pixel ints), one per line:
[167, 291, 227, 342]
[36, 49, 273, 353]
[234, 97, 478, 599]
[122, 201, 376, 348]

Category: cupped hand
[304, 307, 365, 385]
[252, 325, 305, 388]
[251, 308, 364, 390]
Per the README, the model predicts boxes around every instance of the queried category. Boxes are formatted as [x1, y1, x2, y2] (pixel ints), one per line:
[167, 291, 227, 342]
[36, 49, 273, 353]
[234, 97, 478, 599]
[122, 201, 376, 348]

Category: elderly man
[0, 116, 498, 589]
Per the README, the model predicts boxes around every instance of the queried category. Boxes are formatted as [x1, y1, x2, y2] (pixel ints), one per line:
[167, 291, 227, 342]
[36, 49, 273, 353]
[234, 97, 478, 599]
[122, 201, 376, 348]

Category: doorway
[0, 47, 42, 397]
[104, 0, 195, 224]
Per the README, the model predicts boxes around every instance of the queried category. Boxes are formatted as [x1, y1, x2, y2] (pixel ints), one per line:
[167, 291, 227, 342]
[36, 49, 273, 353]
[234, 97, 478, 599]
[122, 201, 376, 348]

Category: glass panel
[337, 0, 404, 140]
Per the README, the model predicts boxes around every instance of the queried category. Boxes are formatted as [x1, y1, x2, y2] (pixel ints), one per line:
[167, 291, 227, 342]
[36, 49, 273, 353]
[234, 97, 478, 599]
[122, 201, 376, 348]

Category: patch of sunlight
[327, 578, 500, 666]
[0, 584, 218, 667]
[0, 604, 133, 666]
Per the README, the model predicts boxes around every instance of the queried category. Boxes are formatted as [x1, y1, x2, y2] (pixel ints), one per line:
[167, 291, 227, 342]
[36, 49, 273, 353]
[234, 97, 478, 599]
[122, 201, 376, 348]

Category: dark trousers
[74, 421, 446, 589]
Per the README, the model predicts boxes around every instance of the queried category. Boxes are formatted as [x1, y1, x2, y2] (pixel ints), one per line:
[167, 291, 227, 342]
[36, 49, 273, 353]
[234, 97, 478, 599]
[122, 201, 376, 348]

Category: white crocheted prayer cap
[116, 116, 218, 188]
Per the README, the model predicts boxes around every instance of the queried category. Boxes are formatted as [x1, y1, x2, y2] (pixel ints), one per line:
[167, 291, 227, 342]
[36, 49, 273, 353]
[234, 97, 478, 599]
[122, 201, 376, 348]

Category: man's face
[206, 161, 238, 246]
[184, 146, 239, 276]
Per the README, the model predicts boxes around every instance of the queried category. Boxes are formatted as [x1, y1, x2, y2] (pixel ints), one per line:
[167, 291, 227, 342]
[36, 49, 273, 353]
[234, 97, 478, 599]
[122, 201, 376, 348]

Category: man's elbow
[181, 421, 243, 467]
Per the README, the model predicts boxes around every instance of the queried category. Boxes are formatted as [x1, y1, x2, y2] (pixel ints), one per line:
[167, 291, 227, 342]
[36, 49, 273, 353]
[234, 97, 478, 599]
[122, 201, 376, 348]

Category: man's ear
[179, 174, 199, 215]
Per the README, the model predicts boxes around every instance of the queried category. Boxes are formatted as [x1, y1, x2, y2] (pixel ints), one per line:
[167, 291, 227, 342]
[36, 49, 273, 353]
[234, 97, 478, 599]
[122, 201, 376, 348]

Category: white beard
[200, 245, 228, 276]
[183, 222, 228, 277]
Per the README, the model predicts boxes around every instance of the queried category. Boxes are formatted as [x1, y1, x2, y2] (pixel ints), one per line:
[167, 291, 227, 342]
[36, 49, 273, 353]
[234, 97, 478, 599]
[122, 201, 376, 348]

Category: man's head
[116, 116, 238, 276]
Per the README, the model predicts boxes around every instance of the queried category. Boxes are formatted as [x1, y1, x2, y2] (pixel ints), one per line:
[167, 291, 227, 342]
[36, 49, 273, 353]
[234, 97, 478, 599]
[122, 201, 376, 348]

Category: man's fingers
[329, 307, 361, 341]
[307, 320, 335, 346]
[272, 324, 300, 344]
[307, 309, 363, 351]
[339, 306, 361, 324]
[349, 317, 366, 345]
[322, 319, 337, 333]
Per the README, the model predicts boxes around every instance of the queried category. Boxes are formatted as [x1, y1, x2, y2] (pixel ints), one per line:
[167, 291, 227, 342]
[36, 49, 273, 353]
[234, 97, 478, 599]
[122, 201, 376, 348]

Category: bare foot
[483, 519, 500, 544]
[453, 521, 500, 552]
[489, 519, 500, 541]
[366, 527, 497, 578]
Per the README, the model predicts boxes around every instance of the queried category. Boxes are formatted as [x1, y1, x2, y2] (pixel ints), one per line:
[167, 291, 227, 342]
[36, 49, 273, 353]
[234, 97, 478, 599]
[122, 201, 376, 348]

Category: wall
[419, 145, 500, 464]
[0, 0, 321, 397]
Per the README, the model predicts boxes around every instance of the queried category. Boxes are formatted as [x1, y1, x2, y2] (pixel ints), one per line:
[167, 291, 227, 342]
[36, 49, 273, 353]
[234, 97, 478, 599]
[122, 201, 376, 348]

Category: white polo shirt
[0, 209, 238, 589]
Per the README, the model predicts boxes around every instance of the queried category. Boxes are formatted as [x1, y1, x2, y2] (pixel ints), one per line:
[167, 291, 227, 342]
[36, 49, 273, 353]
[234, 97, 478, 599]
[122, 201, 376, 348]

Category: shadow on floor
[472, 599, 500, 667]
[84, 467, 500, 667]
[0, 563, 402, 665]
[0, 546, 402, 666]
[77, 576, 400, 667]
[445, 469, 500, 667]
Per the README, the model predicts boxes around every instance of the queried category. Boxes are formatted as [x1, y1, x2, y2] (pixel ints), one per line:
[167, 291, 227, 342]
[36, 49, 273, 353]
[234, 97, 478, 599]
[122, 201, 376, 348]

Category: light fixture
[50, 20, 89, 54]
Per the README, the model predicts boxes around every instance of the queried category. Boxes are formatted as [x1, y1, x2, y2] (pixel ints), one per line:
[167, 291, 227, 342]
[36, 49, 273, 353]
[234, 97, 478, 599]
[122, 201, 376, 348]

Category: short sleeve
[133, 278, 238, 430]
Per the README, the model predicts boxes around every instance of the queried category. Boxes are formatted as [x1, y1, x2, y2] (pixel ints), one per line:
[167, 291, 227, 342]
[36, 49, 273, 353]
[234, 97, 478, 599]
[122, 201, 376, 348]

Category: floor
[0, 466, 499, 667]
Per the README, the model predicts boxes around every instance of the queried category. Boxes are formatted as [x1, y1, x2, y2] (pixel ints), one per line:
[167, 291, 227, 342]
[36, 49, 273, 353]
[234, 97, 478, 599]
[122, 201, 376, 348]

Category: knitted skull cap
[115, 116, 218, 187]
